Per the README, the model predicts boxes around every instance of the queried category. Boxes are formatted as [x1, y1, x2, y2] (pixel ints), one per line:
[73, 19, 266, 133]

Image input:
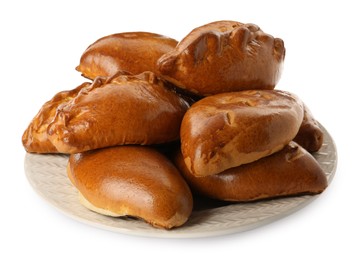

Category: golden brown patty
[175, 142, 327, 201]
[158, 20, 285, 96]
[180, 90, 303, 177]
[77, 32, 178, 79]
[68, 146, 193, 229]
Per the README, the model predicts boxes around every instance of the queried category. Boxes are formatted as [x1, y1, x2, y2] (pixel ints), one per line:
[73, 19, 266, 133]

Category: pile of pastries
[23, 20, 327, 229]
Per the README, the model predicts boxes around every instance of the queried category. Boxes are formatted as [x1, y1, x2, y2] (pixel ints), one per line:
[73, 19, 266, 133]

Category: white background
[1, 0, 354, 259]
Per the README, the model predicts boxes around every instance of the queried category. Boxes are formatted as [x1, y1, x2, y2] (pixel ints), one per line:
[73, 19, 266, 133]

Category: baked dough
[158, 20, 285, 96]
[175, 142, 327, 201]
[22, 82, 91, 153]
[67, 146, 193, 229]
[180, 90, 303, 177]
[77, 32, 178, 79]
[48, 72, 189, 153]
[294, 104, 324, 152]
[23, 71, 189, 154]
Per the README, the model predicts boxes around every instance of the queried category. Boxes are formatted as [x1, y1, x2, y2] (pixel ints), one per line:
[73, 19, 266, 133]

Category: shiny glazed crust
[294, 104, 324, 152]
[76, 32, 178, 79]
[175, 142, 327, 201]
[157, 20, 285, 96]
[23, 71, 189, 154]
[22, 82, 91, 153]
[67, 146, 193, 229]
[180, 90, 304, 177]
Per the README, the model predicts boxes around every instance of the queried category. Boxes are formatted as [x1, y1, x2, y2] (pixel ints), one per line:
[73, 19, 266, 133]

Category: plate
[24, 124, 337, 238]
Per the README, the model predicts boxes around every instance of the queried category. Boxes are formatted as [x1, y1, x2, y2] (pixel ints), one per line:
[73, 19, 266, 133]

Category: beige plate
[24, 124, 337, 238]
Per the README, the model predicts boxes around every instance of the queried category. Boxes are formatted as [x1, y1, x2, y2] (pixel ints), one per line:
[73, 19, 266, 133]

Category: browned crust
[23, 71, 189, 154]
[294, 104, 324, 152]
[174, 142, 327, 202]
[22, 82, 91, 153]
[68, 146, 193, 229]
[158, 20, 285, 96]
[180, 90, 304, 177]
[77, 32, 178, 79]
